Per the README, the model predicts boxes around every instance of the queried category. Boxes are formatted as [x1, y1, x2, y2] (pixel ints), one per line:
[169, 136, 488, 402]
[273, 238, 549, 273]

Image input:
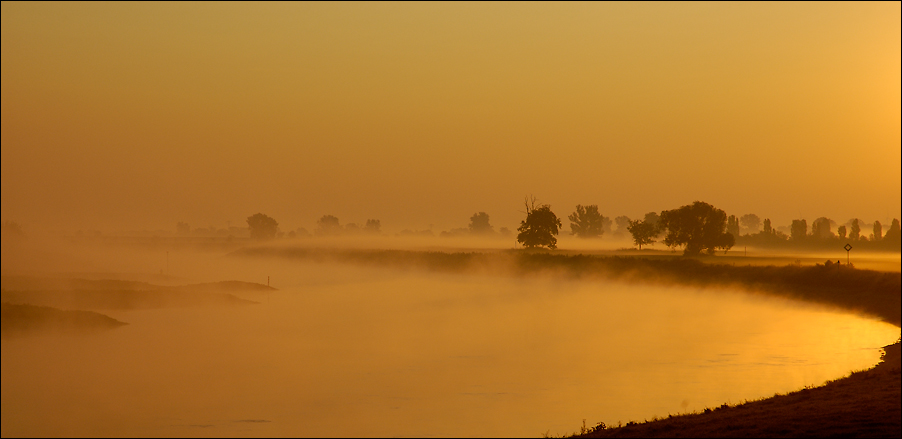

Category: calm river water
[2, 262, 898, 437]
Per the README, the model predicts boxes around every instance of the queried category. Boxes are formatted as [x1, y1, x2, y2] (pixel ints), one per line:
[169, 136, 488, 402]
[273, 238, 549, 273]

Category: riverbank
[570, 339, 900, 438]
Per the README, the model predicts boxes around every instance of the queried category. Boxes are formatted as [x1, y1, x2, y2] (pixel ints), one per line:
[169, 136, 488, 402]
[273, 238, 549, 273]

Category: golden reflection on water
[2, 268, 899, 437]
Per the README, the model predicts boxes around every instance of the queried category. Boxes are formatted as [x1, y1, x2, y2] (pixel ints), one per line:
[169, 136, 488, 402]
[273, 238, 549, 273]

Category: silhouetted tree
[763, 218, 773, 235]
[791, 219, 808, 241]
[468, 212, 494, 235]
[811, 217, 833, 239]
[1, 220, 24, 237]
[658, 201, 734, 255]
[884, 219, 900, 245]
[315, 215, 342, 236]
[176, 221, 190, 235]
[726, 215, 740, 238]
[627, 219, 657, 250]
[499, 227, 513, 238]
[739, 214, 761, 235]
[614, 215, 631, 237]
[601, 216, 613, 235]
[849, 219, 861, 240]
[872, 220, 883, 241]
[364, 219, 381, 234]
[568, 205, 605, 238]
[517, 197, 562, 249]
[837, 225, 847, 239]
[247, 213, 278, 240]
[643, 212, 660, 230]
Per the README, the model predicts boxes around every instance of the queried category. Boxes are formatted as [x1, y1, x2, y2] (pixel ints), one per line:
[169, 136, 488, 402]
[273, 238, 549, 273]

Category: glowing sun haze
[2, 2, 899, 234]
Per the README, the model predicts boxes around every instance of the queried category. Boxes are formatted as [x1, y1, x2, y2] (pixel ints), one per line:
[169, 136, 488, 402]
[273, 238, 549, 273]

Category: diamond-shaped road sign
[844, 243, 852, 251]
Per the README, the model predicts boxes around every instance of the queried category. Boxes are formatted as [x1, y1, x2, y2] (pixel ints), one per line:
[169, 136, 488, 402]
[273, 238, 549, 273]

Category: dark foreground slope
[573, 340, 900, 438]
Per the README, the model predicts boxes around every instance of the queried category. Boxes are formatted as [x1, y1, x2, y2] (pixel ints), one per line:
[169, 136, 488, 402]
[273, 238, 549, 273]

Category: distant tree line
[512, 198, 899, 254]
[179, 203, 902, 255]
[439, 212, 513, 239]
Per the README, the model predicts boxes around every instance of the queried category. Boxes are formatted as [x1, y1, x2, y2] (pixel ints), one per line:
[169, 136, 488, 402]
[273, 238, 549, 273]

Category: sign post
[844, 243, 852, 265]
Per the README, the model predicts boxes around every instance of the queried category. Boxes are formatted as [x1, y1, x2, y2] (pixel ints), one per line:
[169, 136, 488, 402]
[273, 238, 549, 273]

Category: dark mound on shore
[2, 302, 127, 337]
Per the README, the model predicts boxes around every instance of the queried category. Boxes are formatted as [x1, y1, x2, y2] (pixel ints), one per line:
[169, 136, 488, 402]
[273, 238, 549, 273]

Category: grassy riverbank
[568, 339, 900, 438]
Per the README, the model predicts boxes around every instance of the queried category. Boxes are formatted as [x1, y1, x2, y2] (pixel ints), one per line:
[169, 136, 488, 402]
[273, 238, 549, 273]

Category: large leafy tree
[791, 219, 808, 241]
[568, 204, 605, 238]
[627, 219, 658, 250]
[517, 198, 562, 249]
[739, 213, 761, 235]
[643, 212, 660, 229]
[247, 213, 278, 240]
[315, 215, 342, 236]
[883, 219, 901, 246]
[658, 201, 734, 255]
[468, 212, 494, 235]
[614, 215, 632, 236]
[364, 219, 381, 234]
[811, 217, 834, 239]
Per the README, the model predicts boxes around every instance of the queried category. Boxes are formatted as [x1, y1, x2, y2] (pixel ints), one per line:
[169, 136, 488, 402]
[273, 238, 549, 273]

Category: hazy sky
[2, 2, 900, 234]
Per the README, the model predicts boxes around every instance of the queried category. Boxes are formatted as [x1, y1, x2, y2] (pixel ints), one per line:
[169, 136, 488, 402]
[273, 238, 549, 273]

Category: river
[2, 262, 898, 437]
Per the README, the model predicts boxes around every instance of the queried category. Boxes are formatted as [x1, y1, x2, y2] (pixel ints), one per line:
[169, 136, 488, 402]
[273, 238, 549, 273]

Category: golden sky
[2, 2, 900, 234]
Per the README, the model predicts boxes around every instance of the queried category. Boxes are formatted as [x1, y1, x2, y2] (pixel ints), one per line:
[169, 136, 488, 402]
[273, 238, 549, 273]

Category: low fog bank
[729, 245, 901, 273]
[239, 232, 637, 252]
[232, 246, 902, 327]
[3, 230, 899, 327]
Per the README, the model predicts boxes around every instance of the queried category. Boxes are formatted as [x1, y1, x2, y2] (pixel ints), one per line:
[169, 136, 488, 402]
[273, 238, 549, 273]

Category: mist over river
[2, 257, 898, 437]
